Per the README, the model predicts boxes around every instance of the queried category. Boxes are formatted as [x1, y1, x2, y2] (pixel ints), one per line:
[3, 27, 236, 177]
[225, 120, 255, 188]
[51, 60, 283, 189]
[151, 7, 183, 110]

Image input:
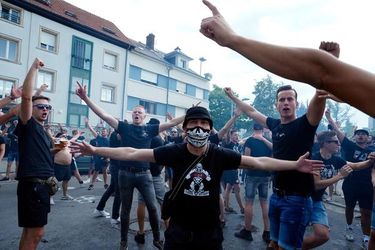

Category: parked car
[75, 155, 92, 175]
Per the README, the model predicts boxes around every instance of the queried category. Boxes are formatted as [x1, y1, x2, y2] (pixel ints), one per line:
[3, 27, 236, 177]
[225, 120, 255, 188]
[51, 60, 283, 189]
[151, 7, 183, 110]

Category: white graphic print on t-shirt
[184, 163, 211, 197]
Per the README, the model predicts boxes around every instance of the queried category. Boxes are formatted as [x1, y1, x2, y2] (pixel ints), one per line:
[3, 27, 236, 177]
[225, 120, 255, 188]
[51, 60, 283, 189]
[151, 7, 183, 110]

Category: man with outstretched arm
[75, 82, 184, 250]
[200, 0, 375, 117]
[72, 106, 323, 250]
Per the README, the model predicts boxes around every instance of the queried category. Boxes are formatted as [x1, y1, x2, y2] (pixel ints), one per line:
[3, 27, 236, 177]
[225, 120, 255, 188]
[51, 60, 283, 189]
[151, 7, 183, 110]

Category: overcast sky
[65, 0, 375, 127]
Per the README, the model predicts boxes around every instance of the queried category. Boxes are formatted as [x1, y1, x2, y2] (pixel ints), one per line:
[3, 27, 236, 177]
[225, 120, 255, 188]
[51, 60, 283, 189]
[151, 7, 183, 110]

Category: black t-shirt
[117, 121, 158, 169]
[149, 135, 165, 177]
[209, 133, 220, 145]
[16, 118, 53, 179]
[0, 135, 5, 146]
[341, 137, 373, 183]
[243, 137, 272, 177]
[266, 115, 317, 195]
[109, 131, 122, 166]
[311, 152, 346, 201]
[91, 135, 109, 164]
[154, 142, 241, 230]
[7, 132, 18, 152]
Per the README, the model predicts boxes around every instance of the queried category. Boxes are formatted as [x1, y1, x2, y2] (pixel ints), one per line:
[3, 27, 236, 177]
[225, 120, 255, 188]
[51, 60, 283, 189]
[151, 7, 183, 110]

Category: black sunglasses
[33, 104, 52, 110]
[326, 140, 339, 144]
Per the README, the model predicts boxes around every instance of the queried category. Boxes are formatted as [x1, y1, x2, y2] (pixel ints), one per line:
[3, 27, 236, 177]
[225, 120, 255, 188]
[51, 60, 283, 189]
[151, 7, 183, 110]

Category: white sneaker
[96, 177, 103, 182]
[83, 179, 91, 184]
[345, 227, 354, 242]
[110, 218, 120, 225]
[93, 209, 110, 217]
[61, 195, 74, 200]
[50, 197, 55, 205]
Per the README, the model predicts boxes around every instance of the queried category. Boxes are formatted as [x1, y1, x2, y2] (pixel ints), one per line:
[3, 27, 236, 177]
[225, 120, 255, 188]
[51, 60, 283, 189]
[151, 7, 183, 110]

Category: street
[0, 177, 365, 250]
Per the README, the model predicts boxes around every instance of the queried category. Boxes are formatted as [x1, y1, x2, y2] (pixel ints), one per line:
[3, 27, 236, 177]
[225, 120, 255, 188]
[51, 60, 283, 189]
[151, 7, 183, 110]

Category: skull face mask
[186, 126, 210, 148]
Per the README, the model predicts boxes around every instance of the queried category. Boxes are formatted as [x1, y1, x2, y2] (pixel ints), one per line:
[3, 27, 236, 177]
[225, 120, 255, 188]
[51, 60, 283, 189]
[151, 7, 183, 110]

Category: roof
[6, 0, 134, 49]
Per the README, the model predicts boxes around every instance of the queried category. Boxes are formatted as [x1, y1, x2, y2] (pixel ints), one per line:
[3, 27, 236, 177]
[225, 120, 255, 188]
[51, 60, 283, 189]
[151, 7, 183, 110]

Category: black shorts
[221, 170, 239, 185]
[54, 163, 72, 181]
[342, 180, 373, 210]
[17, 181, 50, 227]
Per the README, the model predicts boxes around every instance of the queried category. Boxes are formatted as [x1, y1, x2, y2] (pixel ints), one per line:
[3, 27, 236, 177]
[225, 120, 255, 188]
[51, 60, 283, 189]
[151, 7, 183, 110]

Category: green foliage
[208, 85, 233, 130]
[252, 75, 281, 119]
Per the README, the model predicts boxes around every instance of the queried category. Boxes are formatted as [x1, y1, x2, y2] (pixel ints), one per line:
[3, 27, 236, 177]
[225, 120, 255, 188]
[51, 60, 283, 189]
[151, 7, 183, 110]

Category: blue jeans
[118, 169, 160, 243]
[269, 193, 312, 250]
[96, 164, 121, 219]
[244, 176, 270, 202]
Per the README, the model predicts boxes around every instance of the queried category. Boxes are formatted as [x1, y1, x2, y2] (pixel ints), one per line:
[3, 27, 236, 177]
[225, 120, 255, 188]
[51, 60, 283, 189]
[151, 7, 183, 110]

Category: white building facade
[0, 0, 210, 127]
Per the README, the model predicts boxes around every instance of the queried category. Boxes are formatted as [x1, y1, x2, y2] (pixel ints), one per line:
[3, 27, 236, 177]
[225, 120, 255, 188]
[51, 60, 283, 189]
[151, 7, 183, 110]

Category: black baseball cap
[183, 106, 213, 129]
[147, 118, 160, 125]
[354, 128, 369, 136]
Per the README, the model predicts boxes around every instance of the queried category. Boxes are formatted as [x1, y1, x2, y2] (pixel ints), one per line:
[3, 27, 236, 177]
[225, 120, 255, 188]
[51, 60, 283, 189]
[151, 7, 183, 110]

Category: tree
[252, 75, 281, 119]
[208, 84, 233, 131]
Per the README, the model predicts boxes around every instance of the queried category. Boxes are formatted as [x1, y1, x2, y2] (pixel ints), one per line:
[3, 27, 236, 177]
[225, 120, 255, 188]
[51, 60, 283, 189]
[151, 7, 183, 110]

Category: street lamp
[199, 57, 206, 76]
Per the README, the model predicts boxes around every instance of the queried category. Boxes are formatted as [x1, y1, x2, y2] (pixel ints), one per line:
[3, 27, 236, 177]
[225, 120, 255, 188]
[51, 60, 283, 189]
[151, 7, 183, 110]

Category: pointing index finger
[203, 0, 220, 16]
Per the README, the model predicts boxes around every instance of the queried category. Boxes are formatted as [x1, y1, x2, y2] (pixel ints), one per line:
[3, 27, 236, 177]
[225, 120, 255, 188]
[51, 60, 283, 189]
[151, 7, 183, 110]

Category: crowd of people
[2, 0, 375, 250]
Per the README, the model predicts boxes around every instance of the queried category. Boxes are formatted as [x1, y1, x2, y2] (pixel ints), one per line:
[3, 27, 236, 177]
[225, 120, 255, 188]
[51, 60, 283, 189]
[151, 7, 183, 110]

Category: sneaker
[153, 240, 164, 250]
[345, 227, 354, 242]
[61, 195, 74, 200]
[119, 241, 128, 250]
[83, 179, 91, 184]
[111, 218, 120, 225]
[262, 230, 271, 243]
[234, 228, 253, 241]
[240, 207, 245, 214]
[104, 184, 109, 189]
[50, 197, 55, 205]
[134, 232, 145, 244]
[225, 207, 237, 213]
[93, 209, 110, 217]
[362, 239, 369, 250]
[96, 177, 103, 182]
[88, 184, 94, 190]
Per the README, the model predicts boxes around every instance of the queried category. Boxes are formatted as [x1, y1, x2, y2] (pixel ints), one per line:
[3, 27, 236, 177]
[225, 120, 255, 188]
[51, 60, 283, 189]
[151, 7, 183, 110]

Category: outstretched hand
[200, 0, 236, 47]
[223, 87, 235, 98]
[296, 152, 324, 175]
[70, 141, 95, 156]
[338, 165, 353, 178]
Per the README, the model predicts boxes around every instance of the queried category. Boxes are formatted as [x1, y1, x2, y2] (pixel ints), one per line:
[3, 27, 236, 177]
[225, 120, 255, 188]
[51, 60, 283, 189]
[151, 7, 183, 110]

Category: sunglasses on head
[33, 104, 52, 110]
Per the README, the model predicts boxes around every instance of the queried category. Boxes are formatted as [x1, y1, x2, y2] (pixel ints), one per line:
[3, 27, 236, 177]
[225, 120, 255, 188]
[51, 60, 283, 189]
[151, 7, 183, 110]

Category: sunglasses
[33, 104, 52, 110]
[326, 140, 339, 145]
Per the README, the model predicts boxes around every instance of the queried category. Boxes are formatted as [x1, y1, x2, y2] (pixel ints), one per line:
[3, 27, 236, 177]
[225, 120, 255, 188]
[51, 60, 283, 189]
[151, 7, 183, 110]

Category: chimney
[146, 33, 155, 50]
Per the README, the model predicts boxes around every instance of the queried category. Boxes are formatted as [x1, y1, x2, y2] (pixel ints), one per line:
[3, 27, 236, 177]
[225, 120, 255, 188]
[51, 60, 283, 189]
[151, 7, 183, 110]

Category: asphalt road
[0, 177, 365, 250]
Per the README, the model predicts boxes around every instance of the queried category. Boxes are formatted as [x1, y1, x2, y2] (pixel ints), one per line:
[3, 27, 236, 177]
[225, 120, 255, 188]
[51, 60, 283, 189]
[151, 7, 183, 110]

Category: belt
[122, 167, 149, 173]
[273, 187, 309, 197]
[23, 178, 49, 184]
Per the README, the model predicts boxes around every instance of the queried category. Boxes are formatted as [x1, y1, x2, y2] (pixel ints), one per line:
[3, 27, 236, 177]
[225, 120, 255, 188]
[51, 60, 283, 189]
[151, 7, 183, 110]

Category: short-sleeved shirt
[243, 137, 272, 177]
[341, 137, 374, 183]
[16, 118, 53, 179]
[154, 142, 241, 230]
[149, 135, 164, 177]
[7, 132, 18, 152]
[117, 121, 159, 169]
[91, 135, 109, 165]
[311, 152, 346, 201]
[109, 131, 122, 166]
[266, 115, 317, 196]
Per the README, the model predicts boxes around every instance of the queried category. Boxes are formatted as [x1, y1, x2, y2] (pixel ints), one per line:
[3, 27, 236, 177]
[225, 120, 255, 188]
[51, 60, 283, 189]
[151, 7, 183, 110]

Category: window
[72, 37, 92, 70]
[139, 100, 156, 114]
[70, 76, 88, 105]
[103, 51, 117, 70]
[0, 3, 21, 24]
[0, 36, 18, 62]
[101, 85, 115, 103]
[196, 88, 204, 99]
[40, 28, 58, 52]
[0, 78, 15, 98]
[141, 70, 157, 85]
[37, 70, 55, 92]
[180, 59, 187, 69]
[176, 81, 186, 94]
